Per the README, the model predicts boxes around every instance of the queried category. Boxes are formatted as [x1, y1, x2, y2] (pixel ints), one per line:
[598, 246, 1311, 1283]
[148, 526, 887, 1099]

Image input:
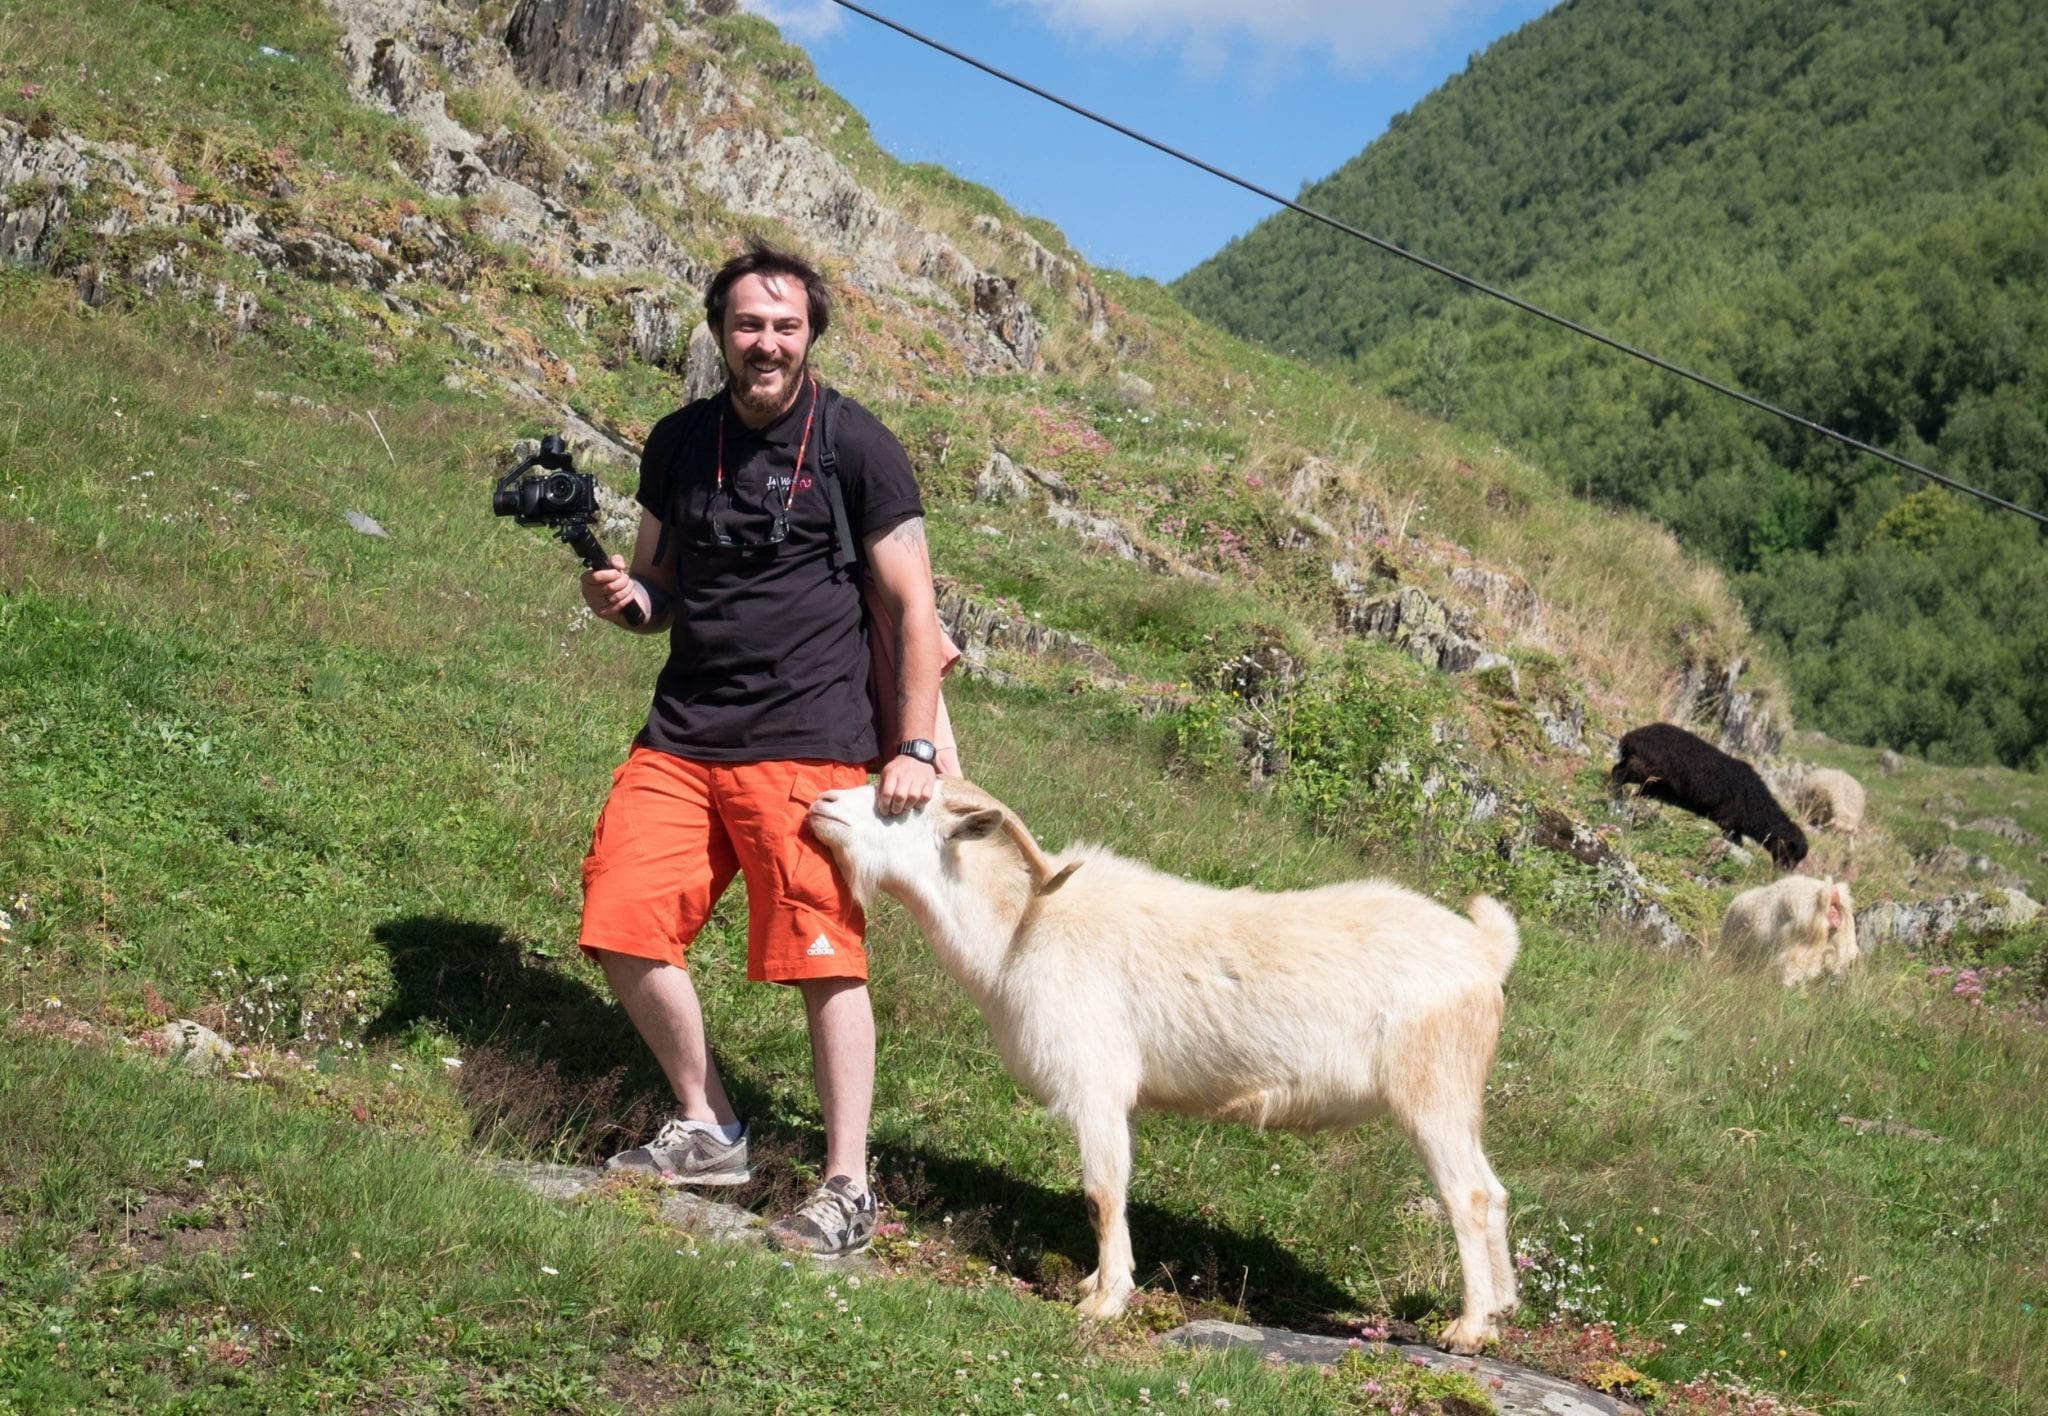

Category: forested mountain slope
[1177, 0, 2048, 769]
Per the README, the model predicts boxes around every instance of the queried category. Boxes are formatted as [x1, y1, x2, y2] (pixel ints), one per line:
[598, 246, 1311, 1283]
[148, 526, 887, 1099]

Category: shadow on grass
[863, 1143, 1363, 1332]
[367, 915, 1363, 1329]
[366, 914, 770, 1162]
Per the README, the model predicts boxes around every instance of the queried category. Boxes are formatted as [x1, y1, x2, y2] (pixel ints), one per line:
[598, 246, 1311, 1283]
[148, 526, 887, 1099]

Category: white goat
[1794, 767, 1866, 834]
[1719, 876, 1858, 986]
[808, 778, 1522, 1352]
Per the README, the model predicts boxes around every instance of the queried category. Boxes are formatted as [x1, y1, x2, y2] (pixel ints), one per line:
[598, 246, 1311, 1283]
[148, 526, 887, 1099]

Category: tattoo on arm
[888, 516, 928, 560]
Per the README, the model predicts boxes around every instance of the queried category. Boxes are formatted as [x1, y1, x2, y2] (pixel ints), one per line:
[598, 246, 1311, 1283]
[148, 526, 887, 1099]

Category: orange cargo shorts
[578, 747, 869, 983]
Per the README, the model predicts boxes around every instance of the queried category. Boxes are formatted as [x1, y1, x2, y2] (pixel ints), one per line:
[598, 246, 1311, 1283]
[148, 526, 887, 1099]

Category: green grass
[5, 1033, 1397, 1414]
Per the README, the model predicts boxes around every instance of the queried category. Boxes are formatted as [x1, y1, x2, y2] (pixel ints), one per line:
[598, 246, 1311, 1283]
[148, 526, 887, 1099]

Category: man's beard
[728, 354, 808, 420]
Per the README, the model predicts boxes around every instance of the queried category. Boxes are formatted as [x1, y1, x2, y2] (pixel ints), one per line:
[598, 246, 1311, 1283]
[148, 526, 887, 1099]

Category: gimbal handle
[561, 522, 646, 627]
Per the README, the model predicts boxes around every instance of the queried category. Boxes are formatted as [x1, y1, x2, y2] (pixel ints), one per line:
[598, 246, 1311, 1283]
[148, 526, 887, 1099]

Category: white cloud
[742, 1, 845, 41]
[1004, 0, 1500, 71]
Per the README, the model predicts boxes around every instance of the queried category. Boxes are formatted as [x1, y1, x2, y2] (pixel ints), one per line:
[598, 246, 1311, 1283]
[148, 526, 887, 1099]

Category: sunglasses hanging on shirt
[699, 375, 821, 553]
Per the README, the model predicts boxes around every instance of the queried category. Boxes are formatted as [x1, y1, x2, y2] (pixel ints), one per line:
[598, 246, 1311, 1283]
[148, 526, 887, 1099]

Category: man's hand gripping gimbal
[492, 433, 645, 626]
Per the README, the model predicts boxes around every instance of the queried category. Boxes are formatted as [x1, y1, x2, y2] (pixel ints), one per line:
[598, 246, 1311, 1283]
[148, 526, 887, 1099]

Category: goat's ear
[952, 807, 1006, 842]
[1037, 862, 1080, 896]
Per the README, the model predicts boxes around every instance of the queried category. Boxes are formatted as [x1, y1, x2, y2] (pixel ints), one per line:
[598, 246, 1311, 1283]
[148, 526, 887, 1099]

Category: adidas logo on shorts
[805, 934, 835, 957]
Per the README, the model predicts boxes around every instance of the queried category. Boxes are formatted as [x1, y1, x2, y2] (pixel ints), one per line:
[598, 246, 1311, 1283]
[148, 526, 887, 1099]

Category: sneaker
[764, 1175, 876, 1257]
[604, 1119, 751, 1186]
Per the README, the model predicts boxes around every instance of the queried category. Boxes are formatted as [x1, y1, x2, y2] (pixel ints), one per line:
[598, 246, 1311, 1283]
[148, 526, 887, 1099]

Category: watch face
[901, 739, 937, 764]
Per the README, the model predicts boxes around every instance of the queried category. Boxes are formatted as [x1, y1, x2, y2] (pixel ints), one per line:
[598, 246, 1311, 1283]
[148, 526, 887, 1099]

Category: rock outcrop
[1856, 889, 2041, 951]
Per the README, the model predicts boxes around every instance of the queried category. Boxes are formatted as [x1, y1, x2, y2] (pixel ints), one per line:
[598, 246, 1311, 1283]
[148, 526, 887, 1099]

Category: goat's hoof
[1075, 1285, 1133, 1321]
[1075, 1269, 1100, 1298]
[1437, 1317, 1497, 1355]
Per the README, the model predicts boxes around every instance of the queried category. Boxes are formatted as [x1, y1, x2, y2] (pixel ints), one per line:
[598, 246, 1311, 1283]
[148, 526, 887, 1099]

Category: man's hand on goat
[875, 755, 937, 816]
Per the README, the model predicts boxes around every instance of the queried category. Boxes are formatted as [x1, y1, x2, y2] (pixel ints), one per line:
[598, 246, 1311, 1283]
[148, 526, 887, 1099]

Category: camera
[493, 433, 644, 625]
[493, 434, 600, 525]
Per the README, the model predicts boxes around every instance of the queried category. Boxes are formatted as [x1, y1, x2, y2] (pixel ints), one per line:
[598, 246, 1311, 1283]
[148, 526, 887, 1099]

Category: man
[577, 238, 943, 1257]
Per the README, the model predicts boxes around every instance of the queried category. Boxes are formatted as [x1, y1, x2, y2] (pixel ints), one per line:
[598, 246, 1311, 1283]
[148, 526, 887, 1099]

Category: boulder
[625, 290, 686, 368]
[1663, 656, 1783, 757]
[971, 273, 1042, 371]
[1855, 889, 2041, 951]
[157, 1020, 236, 1075]
[972, 450, 1033, 505]
[682, 321, 724, 402]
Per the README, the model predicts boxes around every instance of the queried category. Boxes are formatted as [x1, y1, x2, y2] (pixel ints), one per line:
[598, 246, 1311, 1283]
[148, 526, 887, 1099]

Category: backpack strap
[815, 387, 860, 575]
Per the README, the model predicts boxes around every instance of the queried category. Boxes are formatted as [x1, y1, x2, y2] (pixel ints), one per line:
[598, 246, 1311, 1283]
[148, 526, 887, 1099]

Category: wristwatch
[897, 738, 938, 766]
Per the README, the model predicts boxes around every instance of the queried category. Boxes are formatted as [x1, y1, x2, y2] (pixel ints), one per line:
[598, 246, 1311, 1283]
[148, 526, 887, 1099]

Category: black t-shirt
[632, 382, 923, 764]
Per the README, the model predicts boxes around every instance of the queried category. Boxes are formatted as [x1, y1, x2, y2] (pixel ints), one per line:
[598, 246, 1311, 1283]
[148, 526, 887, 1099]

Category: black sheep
[1612, 723, 1809, 869]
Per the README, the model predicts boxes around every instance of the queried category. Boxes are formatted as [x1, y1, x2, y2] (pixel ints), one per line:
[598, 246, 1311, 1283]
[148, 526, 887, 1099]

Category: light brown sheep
[1719, 876, 1858, 986]
[1794, 767, 1866, 834]
[806, 778, 1521, 1353]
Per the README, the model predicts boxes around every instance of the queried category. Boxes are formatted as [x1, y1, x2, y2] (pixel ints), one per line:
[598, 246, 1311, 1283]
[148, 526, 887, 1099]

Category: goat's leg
[1406, 1113, 1512, 1353]
[1069, 1106, 1137, 1319]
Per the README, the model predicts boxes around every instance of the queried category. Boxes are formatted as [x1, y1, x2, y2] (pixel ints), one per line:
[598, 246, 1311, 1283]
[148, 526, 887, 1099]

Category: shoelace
[796, 1186, 863, 1231]
[649, 1119, 696, 1148]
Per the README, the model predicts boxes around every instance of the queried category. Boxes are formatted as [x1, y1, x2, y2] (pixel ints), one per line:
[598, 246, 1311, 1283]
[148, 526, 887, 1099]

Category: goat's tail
[1464, 895, 1521, 981]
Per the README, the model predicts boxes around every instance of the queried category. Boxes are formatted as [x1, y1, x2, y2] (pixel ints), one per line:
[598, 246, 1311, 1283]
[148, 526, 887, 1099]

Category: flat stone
[488, 1160, 878, 1271]
[656, 1188, 764, 1245]
[1160, 1320, 1641, 1415]
[487, 1159, 606, 1202]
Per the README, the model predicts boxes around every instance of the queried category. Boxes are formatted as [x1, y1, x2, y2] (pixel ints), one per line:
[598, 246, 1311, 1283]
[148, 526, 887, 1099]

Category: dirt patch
[597, 1349, 708, 1408]
[71, 1183, 263, 1269]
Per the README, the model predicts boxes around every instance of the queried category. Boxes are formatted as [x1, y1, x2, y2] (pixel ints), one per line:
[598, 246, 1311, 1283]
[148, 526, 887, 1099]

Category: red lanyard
[715, 374, 819, 514]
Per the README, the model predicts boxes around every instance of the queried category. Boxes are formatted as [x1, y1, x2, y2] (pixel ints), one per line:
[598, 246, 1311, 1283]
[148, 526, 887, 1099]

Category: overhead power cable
[825, 0, 2048, 529]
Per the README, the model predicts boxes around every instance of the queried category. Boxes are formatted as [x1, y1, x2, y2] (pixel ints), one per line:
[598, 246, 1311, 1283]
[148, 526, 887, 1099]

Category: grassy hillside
[1176, 0, 2048, 769]
[3, 1, 2047, 1411]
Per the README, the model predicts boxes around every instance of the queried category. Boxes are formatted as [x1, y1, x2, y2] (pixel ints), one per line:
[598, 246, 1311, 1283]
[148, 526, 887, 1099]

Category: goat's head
[1765, 820, 1810, 871]
[807, 778, 1079, 909]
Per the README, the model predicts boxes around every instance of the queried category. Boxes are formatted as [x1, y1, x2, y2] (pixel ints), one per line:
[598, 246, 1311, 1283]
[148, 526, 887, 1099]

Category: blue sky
[741, 0, 1557, 282]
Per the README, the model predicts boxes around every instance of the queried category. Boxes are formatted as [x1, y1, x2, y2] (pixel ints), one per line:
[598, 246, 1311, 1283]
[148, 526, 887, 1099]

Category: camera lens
[542, 472, 578, 508]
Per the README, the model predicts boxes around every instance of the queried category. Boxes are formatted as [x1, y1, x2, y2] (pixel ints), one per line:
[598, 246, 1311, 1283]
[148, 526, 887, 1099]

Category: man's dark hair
[703, 237, 832, 344]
